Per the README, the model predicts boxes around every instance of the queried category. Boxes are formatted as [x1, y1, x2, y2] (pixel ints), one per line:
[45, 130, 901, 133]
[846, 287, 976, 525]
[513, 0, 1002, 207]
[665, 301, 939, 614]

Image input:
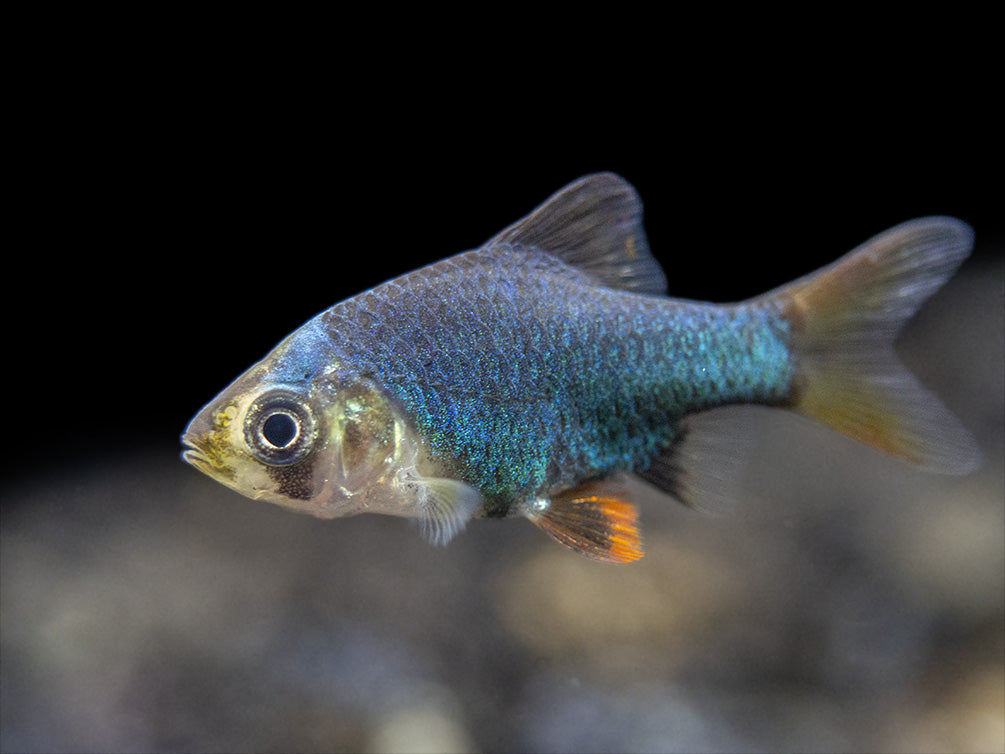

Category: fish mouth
[180, 421, 219, 470]
[180, 425, 240, 486]
[181, 436, 211, 470]
[181, 410, 216, 471]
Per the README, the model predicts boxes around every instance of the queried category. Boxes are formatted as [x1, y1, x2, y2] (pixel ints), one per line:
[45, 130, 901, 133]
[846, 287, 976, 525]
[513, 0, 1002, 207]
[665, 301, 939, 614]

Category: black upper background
[7, 33, 1002, 485]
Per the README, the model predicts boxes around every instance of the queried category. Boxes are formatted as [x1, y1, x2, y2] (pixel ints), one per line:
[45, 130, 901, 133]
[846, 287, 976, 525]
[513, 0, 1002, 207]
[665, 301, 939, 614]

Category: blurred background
[3, 15, 1003, 753]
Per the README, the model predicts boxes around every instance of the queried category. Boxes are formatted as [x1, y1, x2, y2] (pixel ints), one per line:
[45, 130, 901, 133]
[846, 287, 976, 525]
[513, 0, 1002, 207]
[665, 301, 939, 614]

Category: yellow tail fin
[768, 217, 979, 473]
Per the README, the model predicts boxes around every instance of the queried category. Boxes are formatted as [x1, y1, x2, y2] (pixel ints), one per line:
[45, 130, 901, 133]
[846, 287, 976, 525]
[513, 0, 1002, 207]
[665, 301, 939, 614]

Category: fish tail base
[768, 217, 979, 474]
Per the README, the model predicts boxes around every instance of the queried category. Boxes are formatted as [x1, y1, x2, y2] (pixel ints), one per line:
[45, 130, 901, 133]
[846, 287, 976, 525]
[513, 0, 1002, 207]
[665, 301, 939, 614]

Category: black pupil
[262, 412, 298, 448]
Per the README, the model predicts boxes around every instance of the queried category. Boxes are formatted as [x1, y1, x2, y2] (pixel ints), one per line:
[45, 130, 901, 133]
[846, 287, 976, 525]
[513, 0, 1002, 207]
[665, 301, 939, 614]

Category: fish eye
[262, 411, 299, 448]
[244, 390, 317, 466]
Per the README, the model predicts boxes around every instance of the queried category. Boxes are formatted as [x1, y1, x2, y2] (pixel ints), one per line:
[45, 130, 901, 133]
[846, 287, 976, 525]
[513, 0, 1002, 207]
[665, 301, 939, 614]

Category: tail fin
[767, 217, 979, 474]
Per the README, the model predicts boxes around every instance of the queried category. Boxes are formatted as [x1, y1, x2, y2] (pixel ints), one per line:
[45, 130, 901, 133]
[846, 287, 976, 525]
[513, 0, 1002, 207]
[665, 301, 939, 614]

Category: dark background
[4, 16, 1003, 753]
[7, 61, 1002, 481]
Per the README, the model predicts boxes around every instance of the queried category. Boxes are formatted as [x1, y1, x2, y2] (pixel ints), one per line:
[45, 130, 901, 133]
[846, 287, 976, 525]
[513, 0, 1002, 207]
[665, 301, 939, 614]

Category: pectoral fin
[412, 476, 483, 547]
[524, 483, 644, 564]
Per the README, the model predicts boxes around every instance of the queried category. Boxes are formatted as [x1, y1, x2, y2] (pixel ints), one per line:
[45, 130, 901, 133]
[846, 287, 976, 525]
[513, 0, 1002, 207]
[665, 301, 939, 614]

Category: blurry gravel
[2, 259, 1002, 753]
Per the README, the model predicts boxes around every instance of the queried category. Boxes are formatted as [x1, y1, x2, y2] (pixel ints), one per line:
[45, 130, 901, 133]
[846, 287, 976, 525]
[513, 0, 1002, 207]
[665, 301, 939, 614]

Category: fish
[181, 173, 980, 563]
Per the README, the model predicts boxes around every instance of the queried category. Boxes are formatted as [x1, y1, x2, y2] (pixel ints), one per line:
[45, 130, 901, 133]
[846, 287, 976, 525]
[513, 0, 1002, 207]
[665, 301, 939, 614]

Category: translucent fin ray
[414, 476, 482, 546]
[638, 406, 761, 514]
[767, 217, 980, 473]
[488, 173, 668, 295]
[525, 483, 644, 563]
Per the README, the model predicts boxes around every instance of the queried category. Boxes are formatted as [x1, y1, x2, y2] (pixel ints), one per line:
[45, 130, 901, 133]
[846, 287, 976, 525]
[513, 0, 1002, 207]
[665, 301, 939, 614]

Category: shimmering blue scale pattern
[318, 245, 793, 510]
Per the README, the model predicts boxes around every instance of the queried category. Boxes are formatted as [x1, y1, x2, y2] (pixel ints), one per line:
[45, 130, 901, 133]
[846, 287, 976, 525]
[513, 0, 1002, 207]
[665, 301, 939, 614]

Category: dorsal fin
[488, 173, 668, 295]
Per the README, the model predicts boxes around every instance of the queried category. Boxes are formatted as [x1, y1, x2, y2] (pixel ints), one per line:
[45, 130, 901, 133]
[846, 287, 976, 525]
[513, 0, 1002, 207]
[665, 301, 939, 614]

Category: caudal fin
[767, 217, 980, 474]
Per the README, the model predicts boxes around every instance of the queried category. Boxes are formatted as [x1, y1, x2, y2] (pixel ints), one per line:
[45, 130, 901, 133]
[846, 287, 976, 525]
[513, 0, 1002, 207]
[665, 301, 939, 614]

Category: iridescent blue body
[183, 173, 977, 562]
[308, 244, 792, 515]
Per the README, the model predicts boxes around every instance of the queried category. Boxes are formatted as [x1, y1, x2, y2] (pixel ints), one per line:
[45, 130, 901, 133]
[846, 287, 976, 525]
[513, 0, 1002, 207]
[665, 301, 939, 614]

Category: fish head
[182, 365, 424, 519]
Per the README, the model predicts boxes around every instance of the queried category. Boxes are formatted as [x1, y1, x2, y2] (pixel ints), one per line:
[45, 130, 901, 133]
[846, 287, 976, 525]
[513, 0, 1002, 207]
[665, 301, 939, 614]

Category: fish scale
[182, 173, 978, 563]
[320, 244, 794, 508]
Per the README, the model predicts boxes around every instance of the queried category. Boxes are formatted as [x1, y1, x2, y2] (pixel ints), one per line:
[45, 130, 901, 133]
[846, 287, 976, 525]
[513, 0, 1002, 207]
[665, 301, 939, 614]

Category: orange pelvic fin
[525, 483, 644, 564]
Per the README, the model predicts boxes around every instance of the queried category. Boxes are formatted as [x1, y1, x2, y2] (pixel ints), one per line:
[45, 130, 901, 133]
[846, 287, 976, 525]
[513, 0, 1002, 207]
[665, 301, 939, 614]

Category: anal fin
[524, 483, 644, 564]
[638, 405, 758, 515]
